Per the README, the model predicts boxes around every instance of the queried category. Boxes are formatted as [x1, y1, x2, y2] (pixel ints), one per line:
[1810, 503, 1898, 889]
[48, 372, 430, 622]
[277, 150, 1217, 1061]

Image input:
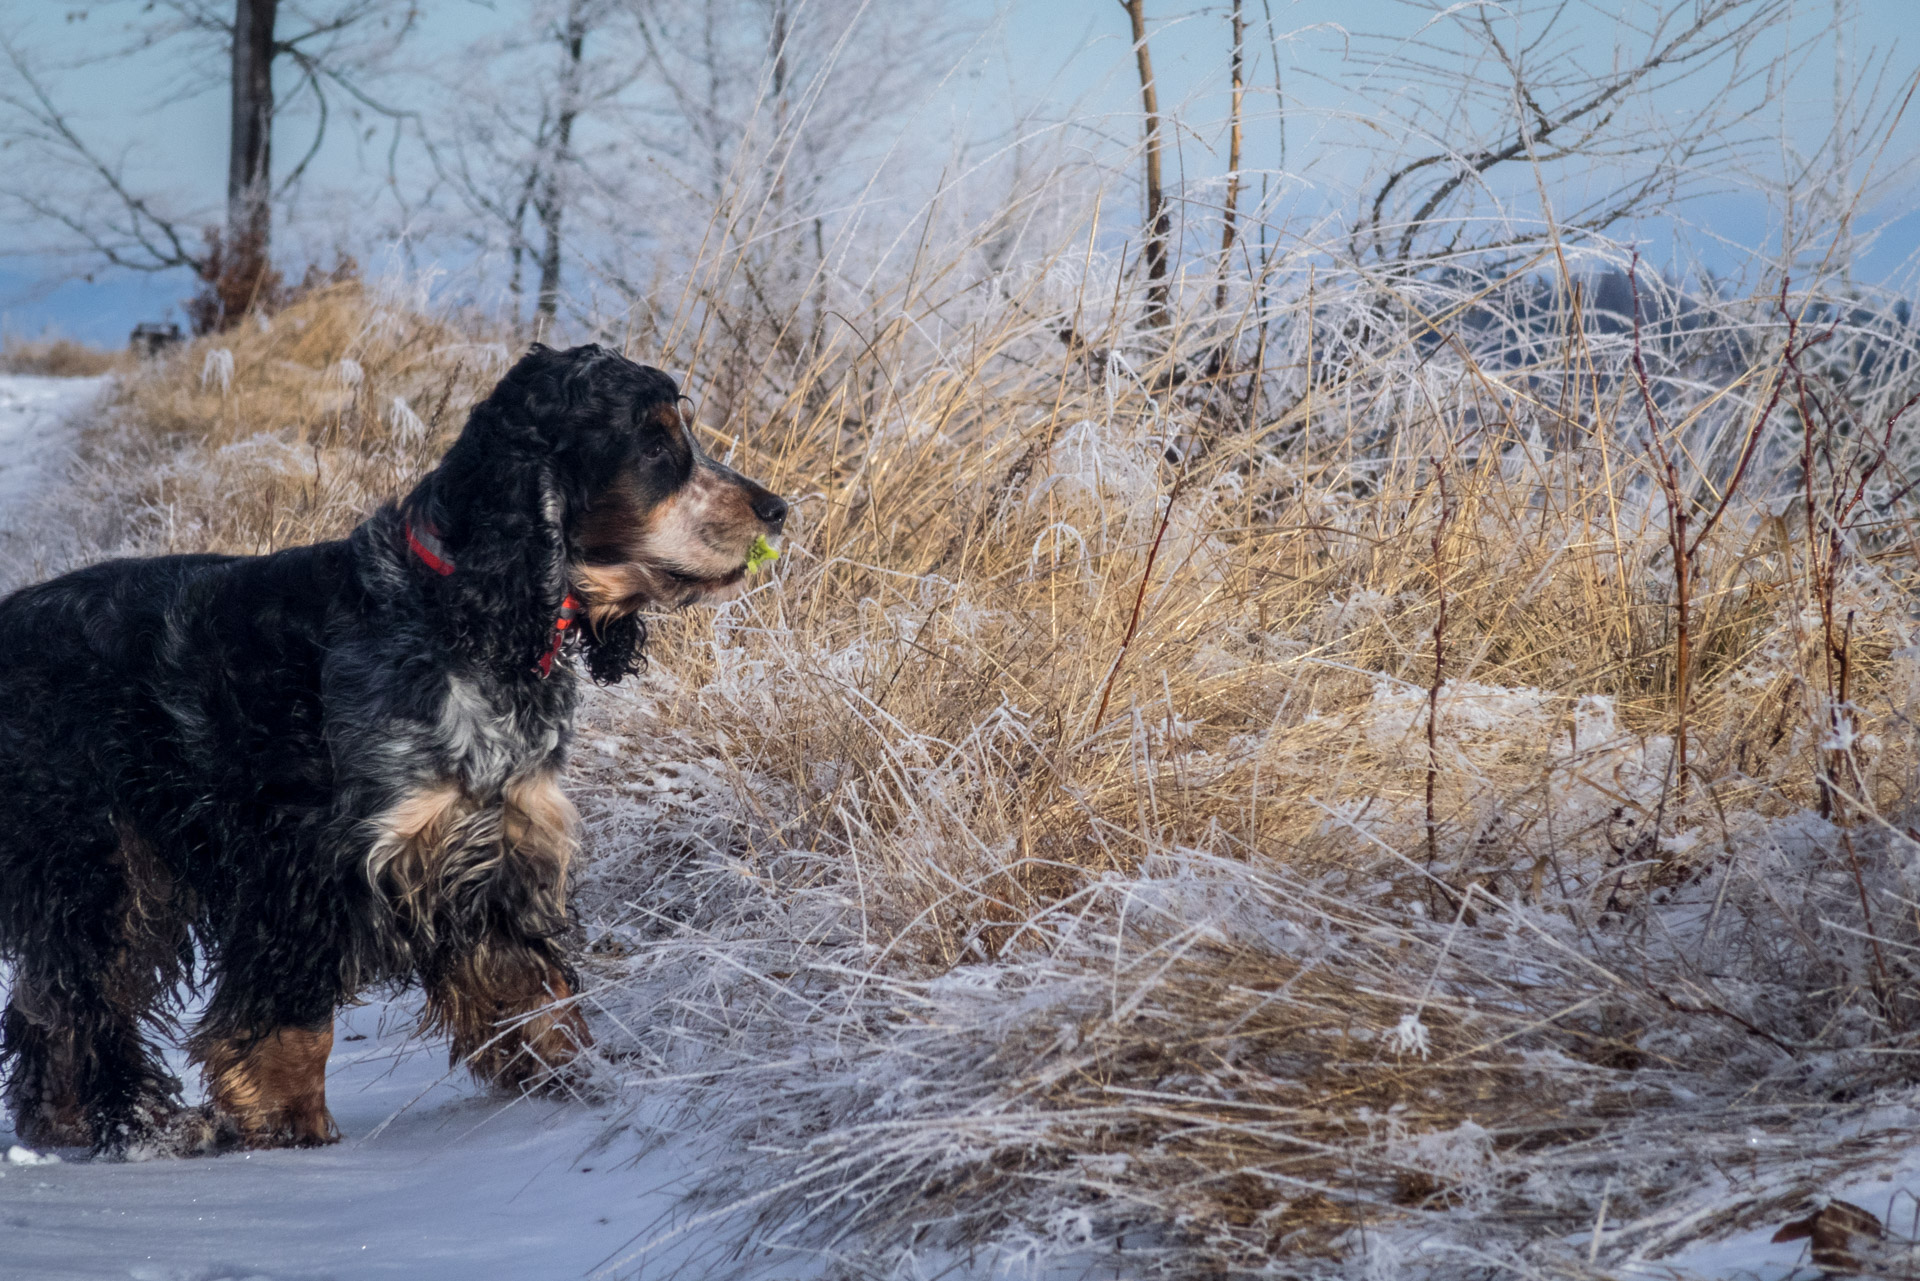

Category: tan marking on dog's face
[637, 465, 768, 576]
[570, 402, 784, 616]
[197, 1024, 338, 1148]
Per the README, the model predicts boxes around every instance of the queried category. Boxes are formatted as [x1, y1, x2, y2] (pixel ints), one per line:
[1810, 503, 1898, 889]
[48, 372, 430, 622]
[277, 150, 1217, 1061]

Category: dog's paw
[93, 1099, 220, 1160]
[155, 1103, 224, 1156]
[12, 1111, 89, 1151]
[201, 1101, 340, 1151]
[519, 1054, 607, 1104]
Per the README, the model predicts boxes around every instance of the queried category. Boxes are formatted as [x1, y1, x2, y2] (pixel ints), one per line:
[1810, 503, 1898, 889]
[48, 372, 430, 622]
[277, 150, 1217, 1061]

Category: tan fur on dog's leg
[427, 948, 590, 1093]
[197, 1024, 338, 1148]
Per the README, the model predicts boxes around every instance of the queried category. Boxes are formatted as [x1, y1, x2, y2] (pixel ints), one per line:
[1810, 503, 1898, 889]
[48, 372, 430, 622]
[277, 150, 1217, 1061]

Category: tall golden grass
[53, 237, 1920, 1275]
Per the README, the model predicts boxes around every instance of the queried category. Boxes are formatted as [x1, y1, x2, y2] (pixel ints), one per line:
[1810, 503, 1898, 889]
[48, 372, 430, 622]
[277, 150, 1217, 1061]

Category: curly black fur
[0, 343, 785, 1155]
[584, 613, 646, 686]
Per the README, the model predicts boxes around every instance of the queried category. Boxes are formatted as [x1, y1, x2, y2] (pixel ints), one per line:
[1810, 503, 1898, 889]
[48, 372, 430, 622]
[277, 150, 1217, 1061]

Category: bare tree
[1344, 0, 1797, 268]
[227, 0, 277, 291]
[420, 0, 640, 330]
[534, 0, 590, 327]
[413, 0, 959, 340]
[620, 0, 960, 335]
[0, 1, 415, 325]
[0, 34, 208, 278]
[1215, 0, 1243, 311]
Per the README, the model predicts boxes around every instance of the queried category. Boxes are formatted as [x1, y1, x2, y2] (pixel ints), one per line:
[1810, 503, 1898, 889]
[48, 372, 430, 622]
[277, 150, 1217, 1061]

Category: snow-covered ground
[0, 999, 731, 1281]
[0, 374, 110, 588]
[0, 374, 103, 513]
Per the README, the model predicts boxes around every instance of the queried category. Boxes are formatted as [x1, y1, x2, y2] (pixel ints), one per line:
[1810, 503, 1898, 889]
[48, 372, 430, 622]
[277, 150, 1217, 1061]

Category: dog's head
[469, 343, 787, 679]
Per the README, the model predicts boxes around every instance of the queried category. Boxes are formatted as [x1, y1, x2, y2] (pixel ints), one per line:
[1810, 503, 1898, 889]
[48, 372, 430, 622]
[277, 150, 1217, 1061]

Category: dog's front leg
[420, 769, 591, 1093]
[193, 1022, 339, 1148]
[423, 939, 590, 1093]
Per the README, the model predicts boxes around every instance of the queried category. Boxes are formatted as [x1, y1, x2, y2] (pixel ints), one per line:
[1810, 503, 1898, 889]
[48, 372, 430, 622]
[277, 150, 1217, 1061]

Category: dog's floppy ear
[427, 341, 654, 683]
[514, 345, 650, 683]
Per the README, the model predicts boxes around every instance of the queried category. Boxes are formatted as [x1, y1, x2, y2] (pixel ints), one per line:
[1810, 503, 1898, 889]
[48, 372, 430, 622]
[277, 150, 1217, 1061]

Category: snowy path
[0, 376, 759, 1281]
[0, 999, 721, 1281]
[0, 373, 111, 588]
[0, 374, 104, 515]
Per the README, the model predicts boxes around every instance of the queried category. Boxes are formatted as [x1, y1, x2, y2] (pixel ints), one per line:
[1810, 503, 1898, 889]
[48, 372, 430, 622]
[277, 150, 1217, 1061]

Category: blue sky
[6, 0, 1920, 344]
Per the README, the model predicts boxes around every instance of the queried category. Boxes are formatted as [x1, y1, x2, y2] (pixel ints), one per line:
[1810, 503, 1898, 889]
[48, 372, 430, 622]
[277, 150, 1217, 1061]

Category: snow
[0, 999, 737, 1281]
[1636, 1149, 1920, 1279]
[0, 375, 105, 514]
[0, 374, 110, 587]
[8, 1143, 61, 1166]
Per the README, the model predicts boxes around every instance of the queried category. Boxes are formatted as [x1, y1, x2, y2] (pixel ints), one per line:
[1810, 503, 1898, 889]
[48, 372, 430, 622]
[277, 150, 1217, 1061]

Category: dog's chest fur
[362, 670, 578, 940]
[432, 674, 565, 794]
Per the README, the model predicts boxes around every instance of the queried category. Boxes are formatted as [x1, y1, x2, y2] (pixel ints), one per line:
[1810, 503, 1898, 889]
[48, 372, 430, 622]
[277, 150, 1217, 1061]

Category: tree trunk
[536, 1, 587, 329]
[1215, 0, 1243, 310]
[1121, 0, 1169, 330]
[228, 0, 276, 272]
[770, 0, 790, 210]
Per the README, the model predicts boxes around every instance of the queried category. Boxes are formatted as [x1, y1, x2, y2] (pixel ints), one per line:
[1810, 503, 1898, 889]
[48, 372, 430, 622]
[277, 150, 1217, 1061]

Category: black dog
[0, 344, 785, 1155]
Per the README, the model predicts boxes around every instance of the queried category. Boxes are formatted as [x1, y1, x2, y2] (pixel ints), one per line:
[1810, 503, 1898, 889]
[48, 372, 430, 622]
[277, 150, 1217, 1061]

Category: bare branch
[0, 33, 204, 273]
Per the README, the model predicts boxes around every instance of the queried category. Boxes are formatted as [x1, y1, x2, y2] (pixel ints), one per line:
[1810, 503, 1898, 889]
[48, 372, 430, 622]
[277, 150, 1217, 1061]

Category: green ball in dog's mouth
[745, 535, 780, 574]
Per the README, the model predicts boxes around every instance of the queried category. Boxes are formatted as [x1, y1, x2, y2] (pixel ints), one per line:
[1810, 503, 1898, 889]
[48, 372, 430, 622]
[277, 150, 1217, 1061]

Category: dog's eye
[639, 439, 670, 462]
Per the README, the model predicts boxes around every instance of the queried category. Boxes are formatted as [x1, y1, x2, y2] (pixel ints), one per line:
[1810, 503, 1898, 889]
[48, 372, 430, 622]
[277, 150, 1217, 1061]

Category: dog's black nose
[754, 493, 789, 529]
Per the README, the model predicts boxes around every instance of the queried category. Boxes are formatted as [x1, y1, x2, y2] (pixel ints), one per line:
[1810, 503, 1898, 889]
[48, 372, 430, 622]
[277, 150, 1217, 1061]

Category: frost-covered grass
[45, 227, 1920, 1278]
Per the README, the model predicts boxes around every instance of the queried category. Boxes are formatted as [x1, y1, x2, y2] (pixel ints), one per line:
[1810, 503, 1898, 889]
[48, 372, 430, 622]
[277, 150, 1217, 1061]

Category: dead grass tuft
[83, 283, 505, 556]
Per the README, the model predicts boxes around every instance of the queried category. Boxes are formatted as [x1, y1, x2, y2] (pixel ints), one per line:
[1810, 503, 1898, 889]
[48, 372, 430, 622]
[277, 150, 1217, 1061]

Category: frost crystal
[389, 396, 427, 442]
[200, 348, 234, 395]
[1386, 1011, 1432, 1059]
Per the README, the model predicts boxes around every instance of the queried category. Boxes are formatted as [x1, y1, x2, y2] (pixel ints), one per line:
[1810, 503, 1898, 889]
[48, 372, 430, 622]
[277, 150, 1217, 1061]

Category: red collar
[405, 517, 581, 679]
[404, 519, 455, 575]
[537, 594, 582, 678]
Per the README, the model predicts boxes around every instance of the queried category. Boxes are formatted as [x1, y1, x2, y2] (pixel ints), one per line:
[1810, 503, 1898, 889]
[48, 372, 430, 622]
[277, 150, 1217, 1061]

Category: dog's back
[0, 547, 347, 841]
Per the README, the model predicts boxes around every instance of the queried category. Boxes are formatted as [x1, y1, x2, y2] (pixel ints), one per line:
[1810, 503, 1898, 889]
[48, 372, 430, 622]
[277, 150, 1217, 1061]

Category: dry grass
[52, 235, 1920, 1277]
[76, 282, 503, 557]
[0, 334, 124, 377]
[573, 249, 1920, 1277]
